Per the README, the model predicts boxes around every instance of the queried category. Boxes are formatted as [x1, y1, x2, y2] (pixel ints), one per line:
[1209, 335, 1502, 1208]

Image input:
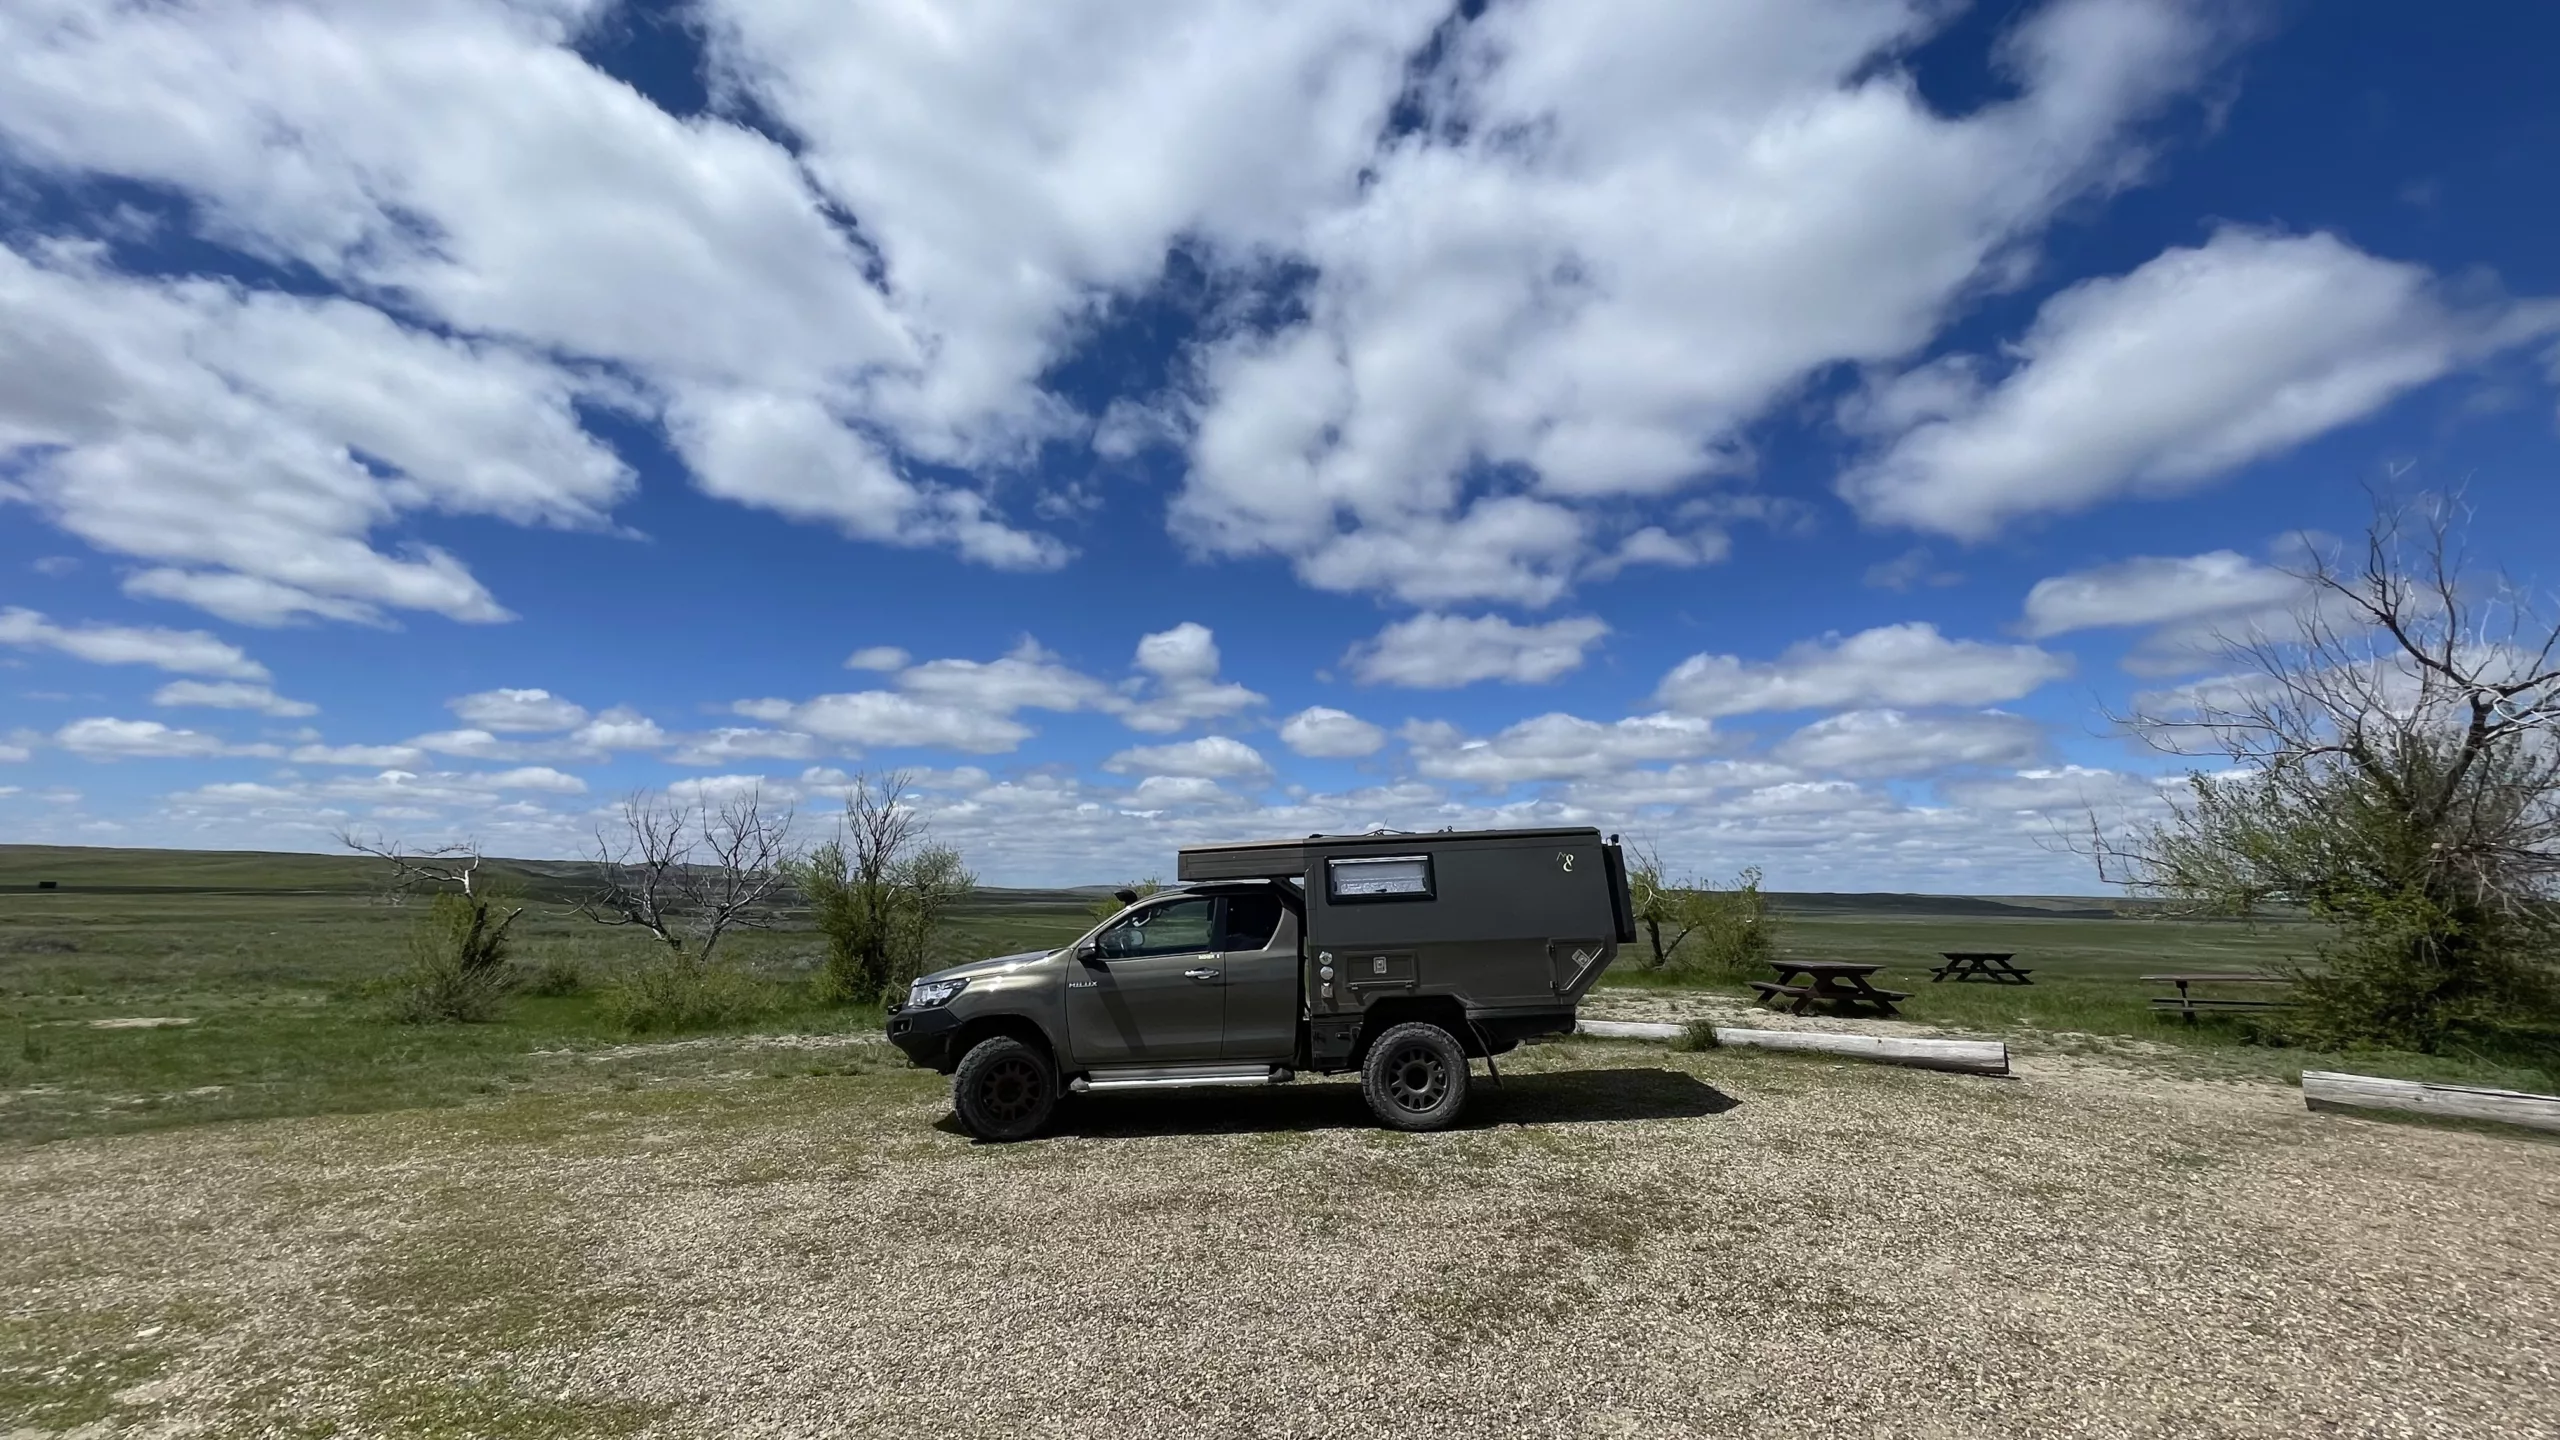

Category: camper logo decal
[1557, 851, 1575, 872]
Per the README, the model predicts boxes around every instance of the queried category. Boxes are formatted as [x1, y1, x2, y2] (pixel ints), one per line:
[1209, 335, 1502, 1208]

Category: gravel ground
[4, 1035, 2554, 1440]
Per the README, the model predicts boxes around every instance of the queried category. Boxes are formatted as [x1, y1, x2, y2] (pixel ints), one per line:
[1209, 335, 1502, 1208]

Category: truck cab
[885, 826, 1635, 1140]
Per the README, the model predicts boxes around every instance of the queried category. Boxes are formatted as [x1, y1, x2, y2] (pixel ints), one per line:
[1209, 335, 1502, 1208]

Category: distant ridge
[1, 843, 2135, 917]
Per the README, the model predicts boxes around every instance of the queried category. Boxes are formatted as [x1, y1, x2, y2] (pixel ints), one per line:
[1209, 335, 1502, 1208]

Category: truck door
[1215, 890, 1298, 1062]
[1065, 895, 1224, 1065]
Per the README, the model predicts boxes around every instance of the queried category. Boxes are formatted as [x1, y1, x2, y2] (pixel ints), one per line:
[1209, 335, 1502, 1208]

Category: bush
[386, 891, 517, 1024]
[518, 954, 588, 998]
[600, 960, 776, 1034]
[1673, 1018, 1721, 1051]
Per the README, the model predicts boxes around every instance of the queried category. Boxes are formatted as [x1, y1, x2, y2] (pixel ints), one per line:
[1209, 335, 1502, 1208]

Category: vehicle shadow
[962, 1066, 1739, 1142]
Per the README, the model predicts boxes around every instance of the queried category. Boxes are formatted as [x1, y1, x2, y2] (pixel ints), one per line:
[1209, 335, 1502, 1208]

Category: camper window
[1326, 854, 1433, 902]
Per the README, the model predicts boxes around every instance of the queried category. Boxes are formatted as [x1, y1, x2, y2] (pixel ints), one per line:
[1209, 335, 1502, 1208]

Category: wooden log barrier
[2301, 1070, 2560, 1134]
[1573, 1019, 2009, 1076]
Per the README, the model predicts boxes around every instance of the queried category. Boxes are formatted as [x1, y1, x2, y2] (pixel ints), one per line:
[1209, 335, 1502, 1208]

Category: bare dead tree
[579, 787, 797, 967]
[339, 830, 524, 935]
[2088, 491, 2560, 1046]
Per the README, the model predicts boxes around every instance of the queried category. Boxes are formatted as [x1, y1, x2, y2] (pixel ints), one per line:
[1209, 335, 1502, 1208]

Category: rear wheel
[1360, 1021, 1470, 1132]
[951, 1036, 1057, 1142]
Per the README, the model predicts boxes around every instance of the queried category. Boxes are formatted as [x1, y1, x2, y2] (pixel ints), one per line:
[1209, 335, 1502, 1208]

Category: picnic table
[2142, 972, 2294, 1021]
[1750, 960, 1910, 1017]
[1931, 951, 2034, 984]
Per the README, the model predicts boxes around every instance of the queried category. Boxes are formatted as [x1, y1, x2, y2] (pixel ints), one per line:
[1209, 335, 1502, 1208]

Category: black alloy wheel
[1359, 1021, 1470, 1132]
[952, 1035, 1058, 1142]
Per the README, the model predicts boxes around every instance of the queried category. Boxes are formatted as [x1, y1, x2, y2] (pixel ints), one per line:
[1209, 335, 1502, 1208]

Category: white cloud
[1349, 614, 1610, 689]
[1172, 0, 2238, 599]
[290, 742, 424, 767]
[1278, 706, 1387, 759]
[2020, 550, 2305, 637]
[1103, 735, 1271, 781]
[1772, 709, 2044, 779]
[1404, 712, 1721, 786]
[448, 687, 589, 732]
[571, 707, 668, 751]
[897, 639, 1117, 716]
[770, 693, 1034, 754]
[150, 679, 317, 718]
[404, 728, 526, 761]
[1120, 623, 1263, 733]
[469, 766, 587, 795]
[1940, 765, 2159, 815]
[0, 746, 28, 764]
[55, 716, 277, 759]
[1127, 774, 1234, 810]
[844, 646, 911, 672]
[1657, 623, 2071, 717]
[1842, 228, 2560, 537]
[0, 607, 267, 680]
[670, 728, 822, 766]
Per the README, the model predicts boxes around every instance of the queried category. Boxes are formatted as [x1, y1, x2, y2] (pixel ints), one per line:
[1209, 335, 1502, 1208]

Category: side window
[1326, 854, 1433, 902]
[1095, 897, 1216, 958]
[1221, 892, 1285, 951]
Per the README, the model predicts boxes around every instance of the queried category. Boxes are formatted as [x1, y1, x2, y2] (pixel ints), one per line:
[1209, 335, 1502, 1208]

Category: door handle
[1184, 968, 1222, 980]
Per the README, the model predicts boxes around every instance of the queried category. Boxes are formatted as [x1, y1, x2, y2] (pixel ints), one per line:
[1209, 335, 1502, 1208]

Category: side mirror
[1112, 888, 1139, 906]
[1075, 940, 1103, 965]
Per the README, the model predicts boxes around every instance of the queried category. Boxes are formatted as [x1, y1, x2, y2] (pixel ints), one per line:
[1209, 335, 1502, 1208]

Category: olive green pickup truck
[886, 826, 1634, 1140]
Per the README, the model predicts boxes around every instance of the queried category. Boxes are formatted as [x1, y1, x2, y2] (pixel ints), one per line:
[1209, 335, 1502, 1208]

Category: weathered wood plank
[1572, 1019, 2009, 1076]
[2301, 1071, 2560, 1134]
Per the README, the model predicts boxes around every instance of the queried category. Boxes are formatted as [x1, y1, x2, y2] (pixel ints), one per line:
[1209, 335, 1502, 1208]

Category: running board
[1071, 1065, 1294, 1092]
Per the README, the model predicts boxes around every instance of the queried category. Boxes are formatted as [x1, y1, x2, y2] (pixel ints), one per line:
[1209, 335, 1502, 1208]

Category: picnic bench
[2143, 972, 2295, 1021]
[1750, 960, 1910, 1017]
[1930, 951, 2034, 984]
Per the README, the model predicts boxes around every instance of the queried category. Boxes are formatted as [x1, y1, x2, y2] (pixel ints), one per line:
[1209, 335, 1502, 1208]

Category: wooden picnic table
[1931, 951, 2034, 984]
[2142, 972, 2295, 1021]
[1751, 960, 1910, 1017]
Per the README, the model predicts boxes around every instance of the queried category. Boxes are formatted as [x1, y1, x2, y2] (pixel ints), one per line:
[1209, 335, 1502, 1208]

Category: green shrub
[386, 891, 517, 1024]
[600, 960, 776, 1033]
[518, 954, 588, 998]
[1673, 1019, 1721, 1051]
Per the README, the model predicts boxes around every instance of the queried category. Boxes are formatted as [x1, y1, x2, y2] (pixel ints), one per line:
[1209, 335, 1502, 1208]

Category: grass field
[6, 846, 2556, 1437]
[3, 843, 2550, 1147]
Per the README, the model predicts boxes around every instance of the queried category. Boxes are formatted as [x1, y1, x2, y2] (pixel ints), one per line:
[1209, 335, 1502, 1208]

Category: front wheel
[951, 1036, 1058, 1142]
[1360, 1022, 1470, 1132]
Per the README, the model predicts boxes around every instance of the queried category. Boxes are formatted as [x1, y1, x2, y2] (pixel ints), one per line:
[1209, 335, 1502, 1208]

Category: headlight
[907, 977, 969, 1009]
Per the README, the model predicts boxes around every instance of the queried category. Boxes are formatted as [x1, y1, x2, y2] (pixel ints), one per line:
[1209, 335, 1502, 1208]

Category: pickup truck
[885, 825, 1635, 1139]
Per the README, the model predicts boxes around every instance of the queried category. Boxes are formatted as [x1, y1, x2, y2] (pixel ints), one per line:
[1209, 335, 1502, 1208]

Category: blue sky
[2, 0, 2556, 891]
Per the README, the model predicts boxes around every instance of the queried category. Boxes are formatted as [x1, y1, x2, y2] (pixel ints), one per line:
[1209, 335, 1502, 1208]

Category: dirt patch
[84, 1017, 195, 1031]
[3, 1044, 2552, 1438]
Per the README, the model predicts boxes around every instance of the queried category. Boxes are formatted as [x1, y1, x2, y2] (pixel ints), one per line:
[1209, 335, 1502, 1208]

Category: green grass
[0, 878, 1096, 1145]
[1612, 912, 2560, 1092]
[5, 844, 2551, 1145]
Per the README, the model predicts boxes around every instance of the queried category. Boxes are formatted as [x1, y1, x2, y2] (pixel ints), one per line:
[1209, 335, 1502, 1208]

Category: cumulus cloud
[1172, 0, 2239, 599]
[150, 679, 317, 718]
[670, 728, 822, 766]
[1278, 706, 1387, 759]
[1842, 229, 2560, 537]
[763, 693, 1033, 755]
[1657, 623, 2071, 717]
[0, 607, 267, 680]
[1348, 614, 1610, 689]
[1102, 735, 1271, 781]
[0, 0, 2257, 619]
[1772, 709, 2044, 778]
[1120, 623, 1264, 733]
[570, 707, 668, 751]
[289, 742, 425, 767]
[54, 716, 277, 759]
[844, 646, 911, 672]
[448, 687, 588, 732]
[2020, 550, 2306, 637]
[1404, 713, 1721, 786]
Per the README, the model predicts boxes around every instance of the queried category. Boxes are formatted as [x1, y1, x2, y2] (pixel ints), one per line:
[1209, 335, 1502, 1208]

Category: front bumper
[883, 1002, 964, 1070]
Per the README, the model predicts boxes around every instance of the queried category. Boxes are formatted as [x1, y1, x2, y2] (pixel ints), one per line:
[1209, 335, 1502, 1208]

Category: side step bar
[1071, 1066, 1295, 1093]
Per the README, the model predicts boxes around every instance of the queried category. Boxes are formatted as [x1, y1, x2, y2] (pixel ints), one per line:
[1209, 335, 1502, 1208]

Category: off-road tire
[1360, 1021, 1470, 1132]
[951, 1036, 1058, 1142]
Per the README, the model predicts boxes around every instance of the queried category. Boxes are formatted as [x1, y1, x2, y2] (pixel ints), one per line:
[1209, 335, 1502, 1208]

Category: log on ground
[2301, 1071, 2560, 1134]
[1573, 1019, 2009, 1076]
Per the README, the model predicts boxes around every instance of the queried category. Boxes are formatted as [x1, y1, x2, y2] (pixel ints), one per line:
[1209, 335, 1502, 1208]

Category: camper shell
[885, 825, 1636, 1140]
